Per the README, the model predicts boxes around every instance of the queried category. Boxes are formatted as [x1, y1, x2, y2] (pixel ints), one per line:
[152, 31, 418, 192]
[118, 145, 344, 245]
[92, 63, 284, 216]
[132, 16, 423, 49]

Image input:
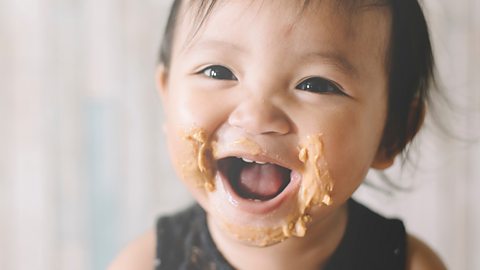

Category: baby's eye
[296, 77, 346, 95]
[200, 65, 237, 81]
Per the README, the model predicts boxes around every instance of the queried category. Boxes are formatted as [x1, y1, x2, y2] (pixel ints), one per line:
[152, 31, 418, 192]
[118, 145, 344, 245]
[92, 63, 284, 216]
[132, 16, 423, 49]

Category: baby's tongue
[237, 163, 290, 200]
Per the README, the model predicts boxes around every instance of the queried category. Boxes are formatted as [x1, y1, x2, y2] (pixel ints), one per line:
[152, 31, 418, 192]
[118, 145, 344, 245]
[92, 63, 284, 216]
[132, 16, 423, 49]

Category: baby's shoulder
[107, 229, 156, 270]
[406, 234, 447, 270]
[344, 200, 446, 269]
[156, 204, 231, 269]
[108, 205, 202, 270]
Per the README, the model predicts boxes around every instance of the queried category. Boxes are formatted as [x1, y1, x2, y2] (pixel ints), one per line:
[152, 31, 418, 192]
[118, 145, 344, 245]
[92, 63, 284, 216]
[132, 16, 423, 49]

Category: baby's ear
[405, 98, 426, 143]
[155, 65, 169, 99]
[372, 98, 426, 170]
[371, 148, 396, 170]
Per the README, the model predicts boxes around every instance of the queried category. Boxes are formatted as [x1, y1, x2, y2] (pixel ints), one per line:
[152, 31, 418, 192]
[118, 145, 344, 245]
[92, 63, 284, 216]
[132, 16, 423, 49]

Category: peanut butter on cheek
[183, 128, 216, 192]
[297, 134, 334, 208]
[287, 134, 334, 236]
[273, 134, 333, 242]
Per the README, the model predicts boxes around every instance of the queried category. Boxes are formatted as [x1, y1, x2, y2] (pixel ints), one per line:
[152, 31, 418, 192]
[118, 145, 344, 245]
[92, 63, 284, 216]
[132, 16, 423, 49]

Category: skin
[109, 0, 446, 269]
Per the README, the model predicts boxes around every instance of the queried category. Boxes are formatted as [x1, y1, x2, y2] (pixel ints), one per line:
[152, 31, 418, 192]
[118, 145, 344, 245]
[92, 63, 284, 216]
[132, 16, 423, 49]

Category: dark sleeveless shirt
[155, 199, 406, 270]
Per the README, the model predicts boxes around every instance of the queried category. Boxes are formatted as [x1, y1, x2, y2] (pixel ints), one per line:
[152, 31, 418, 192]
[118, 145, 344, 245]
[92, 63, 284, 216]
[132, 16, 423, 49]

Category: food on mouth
[232, 138, 263, 156]
[183, 128, 334, 246]
[217, 157, 291, 201]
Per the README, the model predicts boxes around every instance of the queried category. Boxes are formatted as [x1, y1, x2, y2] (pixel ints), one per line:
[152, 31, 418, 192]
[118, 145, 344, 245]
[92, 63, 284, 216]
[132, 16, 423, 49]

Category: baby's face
[159, 0, 392, 246]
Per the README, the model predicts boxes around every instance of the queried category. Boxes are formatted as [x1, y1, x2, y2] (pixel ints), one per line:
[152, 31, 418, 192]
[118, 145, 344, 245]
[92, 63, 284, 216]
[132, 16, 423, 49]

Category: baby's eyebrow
[302, 51, 359, 78]
[183, 39, 247, 56]
[183, 38, 358, 77]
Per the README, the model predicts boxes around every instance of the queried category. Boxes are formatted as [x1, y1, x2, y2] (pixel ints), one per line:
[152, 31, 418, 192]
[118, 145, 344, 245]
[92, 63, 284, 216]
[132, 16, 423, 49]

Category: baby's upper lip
[214, 151, 295, 171]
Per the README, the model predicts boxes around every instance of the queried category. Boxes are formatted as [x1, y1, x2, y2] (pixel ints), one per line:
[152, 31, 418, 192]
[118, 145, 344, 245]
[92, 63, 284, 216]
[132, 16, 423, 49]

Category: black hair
[158, 0, 435, 157]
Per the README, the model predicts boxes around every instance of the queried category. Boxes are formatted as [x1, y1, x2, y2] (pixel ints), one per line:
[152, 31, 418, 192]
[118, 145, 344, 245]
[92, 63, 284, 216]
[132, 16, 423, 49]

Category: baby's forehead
[175, 0, 392, 53]
[177, 0, 391, 40]
[181, 0, 390, 19]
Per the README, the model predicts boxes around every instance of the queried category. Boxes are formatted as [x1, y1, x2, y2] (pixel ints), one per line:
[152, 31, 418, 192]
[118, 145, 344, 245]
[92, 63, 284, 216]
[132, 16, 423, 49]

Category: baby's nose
[227, 97, 291, 136]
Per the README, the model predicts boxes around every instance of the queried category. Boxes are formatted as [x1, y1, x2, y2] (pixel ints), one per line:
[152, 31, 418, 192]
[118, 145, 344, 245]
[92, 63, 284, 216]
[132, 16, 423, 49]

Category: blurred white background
[0, 0, 479, 269]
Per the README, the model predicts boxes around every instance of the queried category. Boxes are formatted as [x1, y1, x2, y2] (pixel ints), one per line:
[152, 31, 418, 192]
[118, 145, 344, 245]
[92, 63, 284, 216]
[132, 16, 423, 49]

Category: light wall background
[0, 0, 479, 269]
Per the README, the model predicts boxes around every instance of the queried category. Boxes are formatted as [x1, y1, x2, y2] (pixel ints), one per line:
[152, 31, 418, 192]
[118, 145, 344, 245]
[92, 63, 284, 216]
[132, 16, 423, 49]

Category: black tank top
[155, 199, 406, 270]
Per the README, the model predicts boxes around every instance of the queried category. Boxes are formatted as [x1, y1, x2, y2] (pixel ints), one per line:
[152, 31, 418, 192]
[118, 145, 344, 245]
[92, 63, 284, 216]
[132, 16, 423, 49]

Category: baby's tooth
[241, 157, 267, 164]
[242, 158, 254, 163]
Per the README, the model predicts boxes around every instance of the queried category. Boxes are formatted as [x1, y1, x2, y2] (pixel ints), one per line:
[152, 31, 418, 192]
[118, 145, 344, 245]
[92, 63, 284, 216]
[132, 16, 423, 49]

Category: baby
[111, 0, 446, 269]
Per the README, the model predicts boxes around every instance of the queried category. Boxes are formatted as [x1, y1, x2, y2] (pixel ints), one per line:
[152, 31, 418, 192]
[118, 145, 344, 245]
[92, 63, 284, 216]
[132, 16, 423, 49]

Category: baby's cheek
[174, 88, 235, 132]
[165, 127, 189, 177]
[166, 126, 217, 193]
[326, 136, 379, 198]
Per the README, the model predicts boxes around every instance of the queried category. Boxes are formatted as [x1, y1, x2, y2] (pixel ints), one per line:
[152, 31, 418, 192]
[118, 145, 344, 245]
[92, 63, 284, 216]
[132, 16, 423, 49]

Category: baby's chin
[205, 197, 338, 248]
[205, 205, 298, 247]
[214, 220, 291, 247]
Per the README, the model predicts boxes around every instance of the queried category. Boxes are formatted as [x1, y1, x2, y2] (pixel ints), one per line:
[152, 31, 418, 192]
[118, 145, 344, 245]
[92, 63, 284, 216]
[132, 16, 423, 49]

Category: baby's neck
[207, 204, 348, 270]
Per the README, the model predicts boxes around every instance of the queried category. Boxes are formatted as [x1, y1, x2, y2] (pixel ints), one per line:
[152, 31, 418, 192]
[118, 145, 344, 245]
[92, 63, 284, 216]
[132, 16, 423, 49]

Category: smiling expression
[158, 0, 392, 246]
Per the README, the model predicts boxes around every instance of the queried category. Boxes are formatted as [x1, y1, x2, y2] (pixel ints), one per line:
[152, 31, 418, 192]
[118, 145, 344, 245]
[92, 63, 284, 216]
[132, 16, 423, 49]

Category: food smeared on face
[232, 138, 264, 156]
[182, 127, 334, 246]
[297, 134, 334, 209]
[183, 128, 216, 192]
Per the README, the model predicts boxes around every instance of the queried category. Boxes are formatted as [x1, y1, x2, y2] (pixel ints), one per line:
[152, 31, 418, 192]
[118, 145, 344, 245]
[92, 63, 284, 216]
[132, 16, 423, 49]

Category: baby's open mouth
[217, 157, 292, 201]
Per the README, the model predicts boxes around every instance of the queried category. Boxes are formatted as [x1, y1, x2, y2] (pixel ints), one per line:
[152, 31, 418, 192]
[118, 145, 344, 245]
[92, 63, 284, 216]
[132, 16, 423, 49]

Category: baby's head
[156, 0, 434, 246]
